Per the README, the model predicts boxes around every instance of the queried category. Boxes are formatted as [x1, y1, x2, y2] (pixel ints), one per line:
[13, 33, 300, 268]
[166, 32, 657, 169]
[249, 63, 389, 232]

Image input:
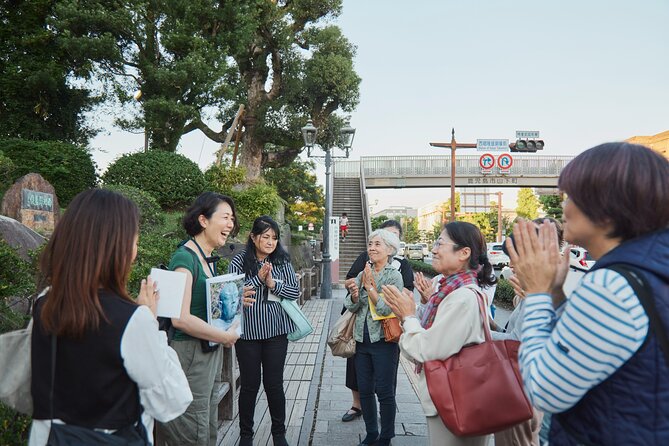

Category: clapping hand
[505, 219, 564, 295]
[258, 262, 276, 289]
[345, 278, 360, 302]
[362, 263, 377, 292]
[414, 272, 433, 304]
[381, 285, 416, 321]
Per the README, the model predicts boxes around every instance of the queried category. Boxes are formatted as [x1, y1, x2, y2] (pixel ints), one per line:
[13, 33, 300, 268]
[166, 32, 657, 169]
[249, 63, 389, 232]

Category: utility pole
[430, 129, 477, 222]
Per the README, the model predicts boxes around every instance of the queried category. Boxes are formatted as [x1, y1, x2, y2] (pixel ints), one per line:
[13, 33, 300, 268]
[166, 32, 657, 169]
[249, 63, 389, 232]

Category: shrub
[407, 259, 436, 277]
[0, 138, 97, 206]
[0, 240, 33, 446]
[0, 150, 15, 198]
[0, 402, 30, 446]
[494, 278, 516, 307]
[104, 184, 165, 229]
[0, 239, 35, 333]
[129, 212, 187, 295]
[205, 164, 281, 232]
[204, 163, 247, 192]
[103, 151, 205, 210]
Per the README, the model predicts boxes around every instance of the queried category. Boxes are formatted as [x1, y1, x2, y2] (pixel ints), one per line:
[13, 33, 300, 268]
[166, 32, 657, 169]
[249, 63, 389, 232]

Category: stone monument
[1, 173, 60, 235]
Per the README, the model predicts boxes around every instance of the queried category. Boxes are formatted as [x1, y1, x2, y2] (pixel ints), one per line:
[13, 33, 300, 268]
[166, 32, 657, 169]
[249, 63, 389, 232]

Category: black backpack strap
[607, 264, 669, 367]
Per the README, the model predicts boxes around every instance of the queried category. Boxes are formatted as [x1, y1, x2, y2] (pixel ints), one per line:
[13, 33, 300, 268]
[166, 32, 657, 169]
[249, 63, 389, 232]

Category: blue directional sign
[476, 139, 509, 152]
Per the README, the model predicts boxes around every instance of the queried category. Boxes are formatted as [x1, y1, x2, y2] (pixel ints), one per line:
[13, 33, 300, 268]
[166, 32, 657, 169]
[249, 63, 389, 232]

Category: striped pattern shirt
[228, 252, 300, 340]
[520, 268, 649, 413]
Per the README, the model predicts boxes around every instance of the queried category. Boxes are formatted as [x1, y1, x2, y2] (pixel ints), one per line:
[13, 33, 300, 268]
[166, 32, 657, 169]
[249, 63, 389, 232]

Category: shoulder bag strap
[607, 264, 669, 367]
[50, 335, 56, 422]
[473, 289, 493, 343]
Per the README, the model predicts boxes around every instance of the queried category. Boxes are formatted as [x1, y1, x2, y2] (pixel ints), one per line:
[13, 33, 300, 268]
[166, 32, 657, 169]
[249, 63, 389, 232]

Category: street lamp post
[301, 120, 356, 299]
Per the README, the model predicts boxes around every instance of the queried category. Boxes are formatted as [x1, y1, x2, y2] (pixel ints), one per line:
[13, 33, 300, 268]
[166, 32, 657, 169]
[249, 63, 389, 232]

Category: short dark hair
[443, 221, 496, 287]
[182, 192, 239, 237]
[558, 142, 669, 241]
[533, 217, 564, 245]
[379, 219, 403, 237]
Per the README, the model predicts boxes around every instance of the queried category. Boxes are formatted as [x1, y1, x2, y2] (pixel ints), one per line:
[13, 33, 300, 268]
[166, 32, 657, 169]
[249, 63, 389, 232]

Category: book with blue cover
[205, 273, 245, 346]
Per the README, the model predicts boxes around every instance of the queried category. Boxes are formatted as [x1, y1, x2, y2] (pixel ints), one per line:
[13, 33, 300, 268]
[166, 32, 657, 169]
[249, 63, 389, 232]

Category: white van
[406, 244, 424, 261]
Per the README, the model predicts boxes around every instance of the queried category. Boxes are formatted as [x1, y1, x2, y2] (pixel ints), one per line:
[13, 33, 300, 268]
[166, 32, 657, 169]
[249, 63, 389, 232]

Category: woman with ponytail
[382, 221, 496, 446]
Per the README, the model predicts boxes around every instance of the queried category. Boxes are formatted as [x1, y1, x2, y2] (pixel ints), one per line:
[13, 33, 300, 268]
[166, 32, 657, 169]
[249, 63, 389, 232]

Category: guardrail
[334, 155, 573, 178]
[295, 266, 321, 304]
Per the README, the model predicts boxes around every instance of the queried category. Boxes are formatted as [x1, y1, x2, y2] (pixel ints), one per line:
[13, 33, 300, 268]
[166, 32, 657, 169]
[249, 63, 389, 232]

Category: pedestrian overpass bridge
[333, 154, 575, 188]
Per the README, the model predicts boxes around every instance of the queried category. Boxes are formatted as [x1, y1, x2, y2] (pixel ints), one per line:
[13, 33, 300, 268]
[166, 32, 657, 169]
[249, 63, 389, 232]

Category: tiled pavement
[219, 289, 509, 445]
[309, 289, 429, 446]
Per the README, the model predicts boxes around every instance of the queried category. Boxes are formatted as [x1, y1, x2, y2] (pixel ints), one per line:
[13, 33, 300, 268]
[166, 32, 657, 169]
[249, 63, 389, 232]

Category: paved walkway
[217, 289, 428, 445]
[219, 289, 509, 445]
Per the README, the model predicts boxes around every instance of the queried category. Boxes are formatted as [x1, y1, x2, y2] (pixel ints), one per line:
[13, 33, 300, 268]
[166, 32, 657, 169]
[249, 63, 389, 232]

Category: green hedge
[407, 259, 436, 276]
[104, 184, 165, 228]
[494, 278, 516, 307]
[0, 138, 97, 206]
[103, 151, 205, 210]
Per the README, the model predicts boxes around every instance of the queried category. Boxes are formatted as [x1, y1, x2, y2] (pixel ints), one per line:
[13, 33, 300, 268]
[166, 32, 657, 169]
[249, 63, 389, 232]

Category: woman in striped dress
[229, 215, 300, 446]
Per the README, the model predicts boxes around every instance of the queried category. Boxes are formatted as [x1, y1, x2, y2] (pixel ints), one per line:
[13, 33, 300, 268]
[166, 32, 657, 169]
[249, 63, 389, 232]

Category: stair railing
[360, 163, 372, 241]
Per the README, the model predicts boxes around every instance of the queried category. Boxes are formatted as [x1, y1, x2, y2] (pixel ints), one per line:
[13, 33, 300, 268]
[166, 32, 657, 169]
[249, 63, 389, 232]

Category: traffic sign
[516, 130, 540, 139]
[476, 139, 509, 152]
[498, 153, 513, 171]
[479, 153, 495, 171]
[308, 222, 314, 231]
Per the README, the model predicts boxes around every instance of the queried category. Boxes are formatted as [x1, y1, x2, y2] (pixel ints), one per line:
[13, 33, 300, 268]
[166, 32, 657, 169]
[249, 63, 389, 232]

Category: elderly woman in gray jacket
[344, 229, 404, 446]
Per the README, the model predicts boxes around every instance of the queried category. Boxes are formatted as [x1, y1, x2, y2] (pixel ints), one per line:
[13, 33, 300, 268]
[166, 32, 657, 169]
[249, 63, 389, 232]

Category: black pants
[355, 328, 400, 441]
[235, 334, 289, 438]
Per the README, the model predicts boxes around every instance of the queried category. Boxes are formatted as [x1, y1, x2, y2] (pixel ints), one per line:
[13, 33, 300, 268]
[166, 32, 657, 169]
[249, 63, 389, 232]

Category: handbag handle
[473, 289, 493, 343]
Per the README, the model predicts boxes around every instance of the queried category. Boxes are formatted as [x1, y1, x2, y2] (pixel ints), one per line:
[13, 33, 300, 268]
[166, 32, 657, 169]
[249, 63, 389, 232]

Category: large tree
[539, 194, 563, 219]
[52, 0, 360, 179]
[516, 188, 540, 220]
[52, 0, 240, 152]
[0, 0, 98, 144]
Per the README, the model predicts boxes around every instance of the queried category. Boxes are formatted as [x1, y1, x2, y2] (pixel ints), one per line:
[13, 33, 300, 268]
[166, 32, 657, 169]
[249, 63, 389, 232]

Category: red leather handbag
[423, 291, 532, 437]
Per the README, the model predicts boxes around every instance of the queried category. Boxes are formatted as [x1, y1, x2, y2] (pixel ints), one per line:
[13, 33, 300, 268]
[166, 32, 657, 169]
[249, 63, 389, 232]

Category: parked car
[487, 242, 510, 269]
[399, 242, 406, 258]
[418, 243, 430, 257]
[406, 244, 425, 261]
[569, 247, 595, 271]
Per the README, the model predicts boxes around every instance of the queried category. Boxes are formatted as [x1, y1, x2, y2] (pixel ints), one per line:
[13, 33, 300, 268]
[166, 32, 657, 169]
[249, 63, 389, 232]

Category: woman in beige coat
[382, 221, 496, 446]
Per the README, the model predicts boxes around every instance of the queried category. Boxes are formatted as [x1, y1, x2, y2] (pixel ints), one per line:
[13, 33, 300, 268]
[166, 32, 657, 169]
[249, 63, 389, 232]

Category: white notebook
[149, 268, 187, 318]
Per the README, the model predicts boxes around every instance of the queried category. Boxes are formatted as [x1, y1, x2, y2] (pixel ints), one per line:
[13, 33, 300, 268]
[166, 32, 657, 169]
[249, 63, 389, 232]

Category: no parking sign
[479, 153, 495, 173]
[498, 153, 513, 173]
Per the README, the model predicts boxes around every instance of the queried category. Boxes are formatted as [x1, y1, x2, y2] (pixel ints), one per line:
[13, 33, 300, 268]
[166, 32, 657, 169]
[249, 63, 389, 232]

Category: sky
[90, 0, 669, 211]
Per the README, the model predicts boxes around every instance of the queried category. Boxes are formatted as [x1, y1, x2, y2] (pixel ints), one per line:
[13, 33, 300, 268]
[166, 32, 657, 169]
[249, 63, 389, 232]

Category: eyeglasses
[432, 239, 459, 249]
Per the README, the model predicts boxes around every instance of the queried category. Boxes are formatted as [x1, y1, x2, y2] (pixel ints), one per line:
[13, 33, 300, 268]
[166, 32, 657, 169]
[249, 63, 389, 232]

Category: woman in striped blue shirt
[507, 142, 669, 445]
[229, 215, 300, 446]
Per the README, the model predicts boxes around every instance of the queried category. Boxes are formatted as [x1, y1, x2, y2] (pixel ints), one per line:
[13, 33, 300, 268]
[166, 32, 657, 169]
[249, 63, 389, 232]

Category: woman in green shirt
[159, 192, 256, 446]
[344, 229, 404, 446]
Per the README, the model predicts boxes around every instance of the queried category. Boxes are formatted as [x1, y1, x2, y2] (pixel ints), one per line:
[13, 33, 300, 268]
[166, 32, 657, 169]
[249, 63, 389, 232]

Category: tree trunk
[238, 114, 263, 180]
